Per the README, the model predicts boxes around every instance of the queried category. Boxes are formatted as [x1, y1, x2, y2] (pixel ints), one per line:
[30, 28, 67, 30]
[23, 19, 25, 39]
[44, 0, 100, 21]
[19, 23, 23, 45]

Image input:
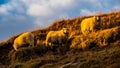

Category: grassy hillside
[0, 11, 120, 68]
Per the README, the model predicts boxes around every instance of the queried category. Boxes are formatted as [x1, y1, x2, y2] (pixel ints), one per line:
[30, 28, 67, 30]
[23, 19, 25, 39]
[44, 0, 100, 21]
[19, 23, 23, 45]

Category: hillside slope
[0, 11, 120, 68]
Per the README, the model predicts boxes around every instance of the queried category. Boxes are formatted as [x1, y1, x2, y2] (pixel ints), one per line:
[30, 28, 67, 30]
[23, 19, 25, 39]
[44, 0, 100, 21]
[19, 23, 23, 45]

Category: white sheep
[81, 16, 101, 35]
[13, 32, 34, 51]
[46, 28, 69, 47]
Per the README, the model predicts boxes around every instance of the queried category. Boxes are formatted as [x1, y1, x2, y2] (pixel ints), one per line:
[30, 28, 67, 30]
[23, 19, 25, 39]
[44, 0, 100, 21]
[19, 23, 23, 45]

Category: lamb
[45, 28, 69, 47]
[13, 32, 34, 51]
[81, 16, 101, 35]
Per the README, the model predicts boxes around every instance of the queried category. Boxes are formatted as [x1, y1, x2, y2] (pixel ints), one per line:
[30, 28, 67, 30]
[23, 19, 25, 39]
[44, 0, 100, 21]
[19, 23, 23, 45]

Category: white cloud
[34, 18, 53, 28]
[19, 0, 76, 16]
[0, 0, 76, 28]
[80, 9, 99, 16]
[27, 4, 53, 17]
[0, 0, 26, 15]
[34, 13, 69, 28]
[23, 0, 76, 27]
[0, 4, 12, 14]
[26, 0, 75, 17]
[83, 0, 98, 3]
[49, 0, 75, 9]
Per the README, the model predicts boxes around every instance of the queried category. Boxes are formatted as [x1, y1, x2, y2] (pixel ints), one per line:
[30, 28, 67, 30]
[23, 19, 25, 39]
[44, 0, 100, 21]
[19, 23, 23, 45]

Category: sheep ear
[93, 16, 96, 19]
[94, 16, 99, 21]
[62, 27, 65, 30]
[96, 16, 100, 21]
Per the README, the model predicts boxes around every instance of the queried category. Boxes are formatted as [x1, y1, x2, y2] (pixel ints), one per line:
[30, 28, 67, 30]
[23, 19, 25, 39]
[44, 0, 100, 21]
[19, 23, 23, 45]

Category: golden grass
[0, 11, 120, 68]
[70, 26, 120, 49]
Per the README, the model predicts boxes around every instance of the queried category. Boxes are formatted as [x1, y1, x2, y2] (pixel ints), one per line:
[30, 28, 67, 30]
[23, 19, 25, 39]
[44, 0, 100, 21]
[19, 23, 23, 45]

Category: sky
[0, 0, 120, 41]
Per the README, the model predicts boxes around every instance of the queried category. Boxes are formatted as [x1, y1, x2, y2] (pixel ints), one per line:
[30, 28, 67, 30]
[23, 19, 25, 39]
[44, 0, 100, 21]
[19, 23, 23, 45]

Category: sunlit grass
[0, 11, 120, 68]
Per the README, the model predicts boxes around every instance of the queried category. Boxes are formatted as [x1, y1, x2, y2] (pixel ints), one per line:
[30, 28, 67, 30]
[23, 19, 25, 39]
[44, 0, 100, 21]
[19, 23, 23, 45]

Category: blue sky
[0, 0, 120, 41]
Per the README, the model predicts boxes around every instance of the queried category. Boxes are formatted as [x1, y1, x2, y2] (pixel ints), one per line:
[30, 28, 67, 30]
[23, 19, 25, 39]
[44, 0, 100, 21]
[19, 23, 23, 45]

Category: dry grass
[70, 26, 120, 50]
[0, 11, 120, 68]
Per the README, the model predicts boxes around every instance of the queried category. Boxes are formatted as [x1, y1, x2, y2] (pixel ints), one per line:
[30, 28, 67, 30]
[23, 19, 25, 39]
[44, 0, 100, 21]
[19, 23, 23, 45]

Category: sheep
[45, 28, 69, 47]
[81, 16, 101, 35]
[13, 32, 34, 51]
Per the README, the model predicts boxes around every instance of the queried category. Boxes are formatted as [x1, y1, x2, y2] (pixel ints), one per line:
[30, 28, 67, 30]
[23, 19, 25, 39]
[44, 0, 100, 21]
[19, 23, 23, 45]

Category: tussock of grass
[8, 45, 48, 63]
[70, 35, 96, 50]
[23, 58, 58, 68]
[70, 26, 120, 49]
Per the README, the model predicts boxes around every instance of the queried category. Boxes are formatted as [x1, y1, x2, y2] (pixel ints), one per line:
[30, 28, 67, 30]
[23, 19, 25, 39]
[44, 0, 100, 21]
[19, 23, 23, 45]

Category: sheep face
[95, 16, 101, 25]
[62, 28, 69, 35]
